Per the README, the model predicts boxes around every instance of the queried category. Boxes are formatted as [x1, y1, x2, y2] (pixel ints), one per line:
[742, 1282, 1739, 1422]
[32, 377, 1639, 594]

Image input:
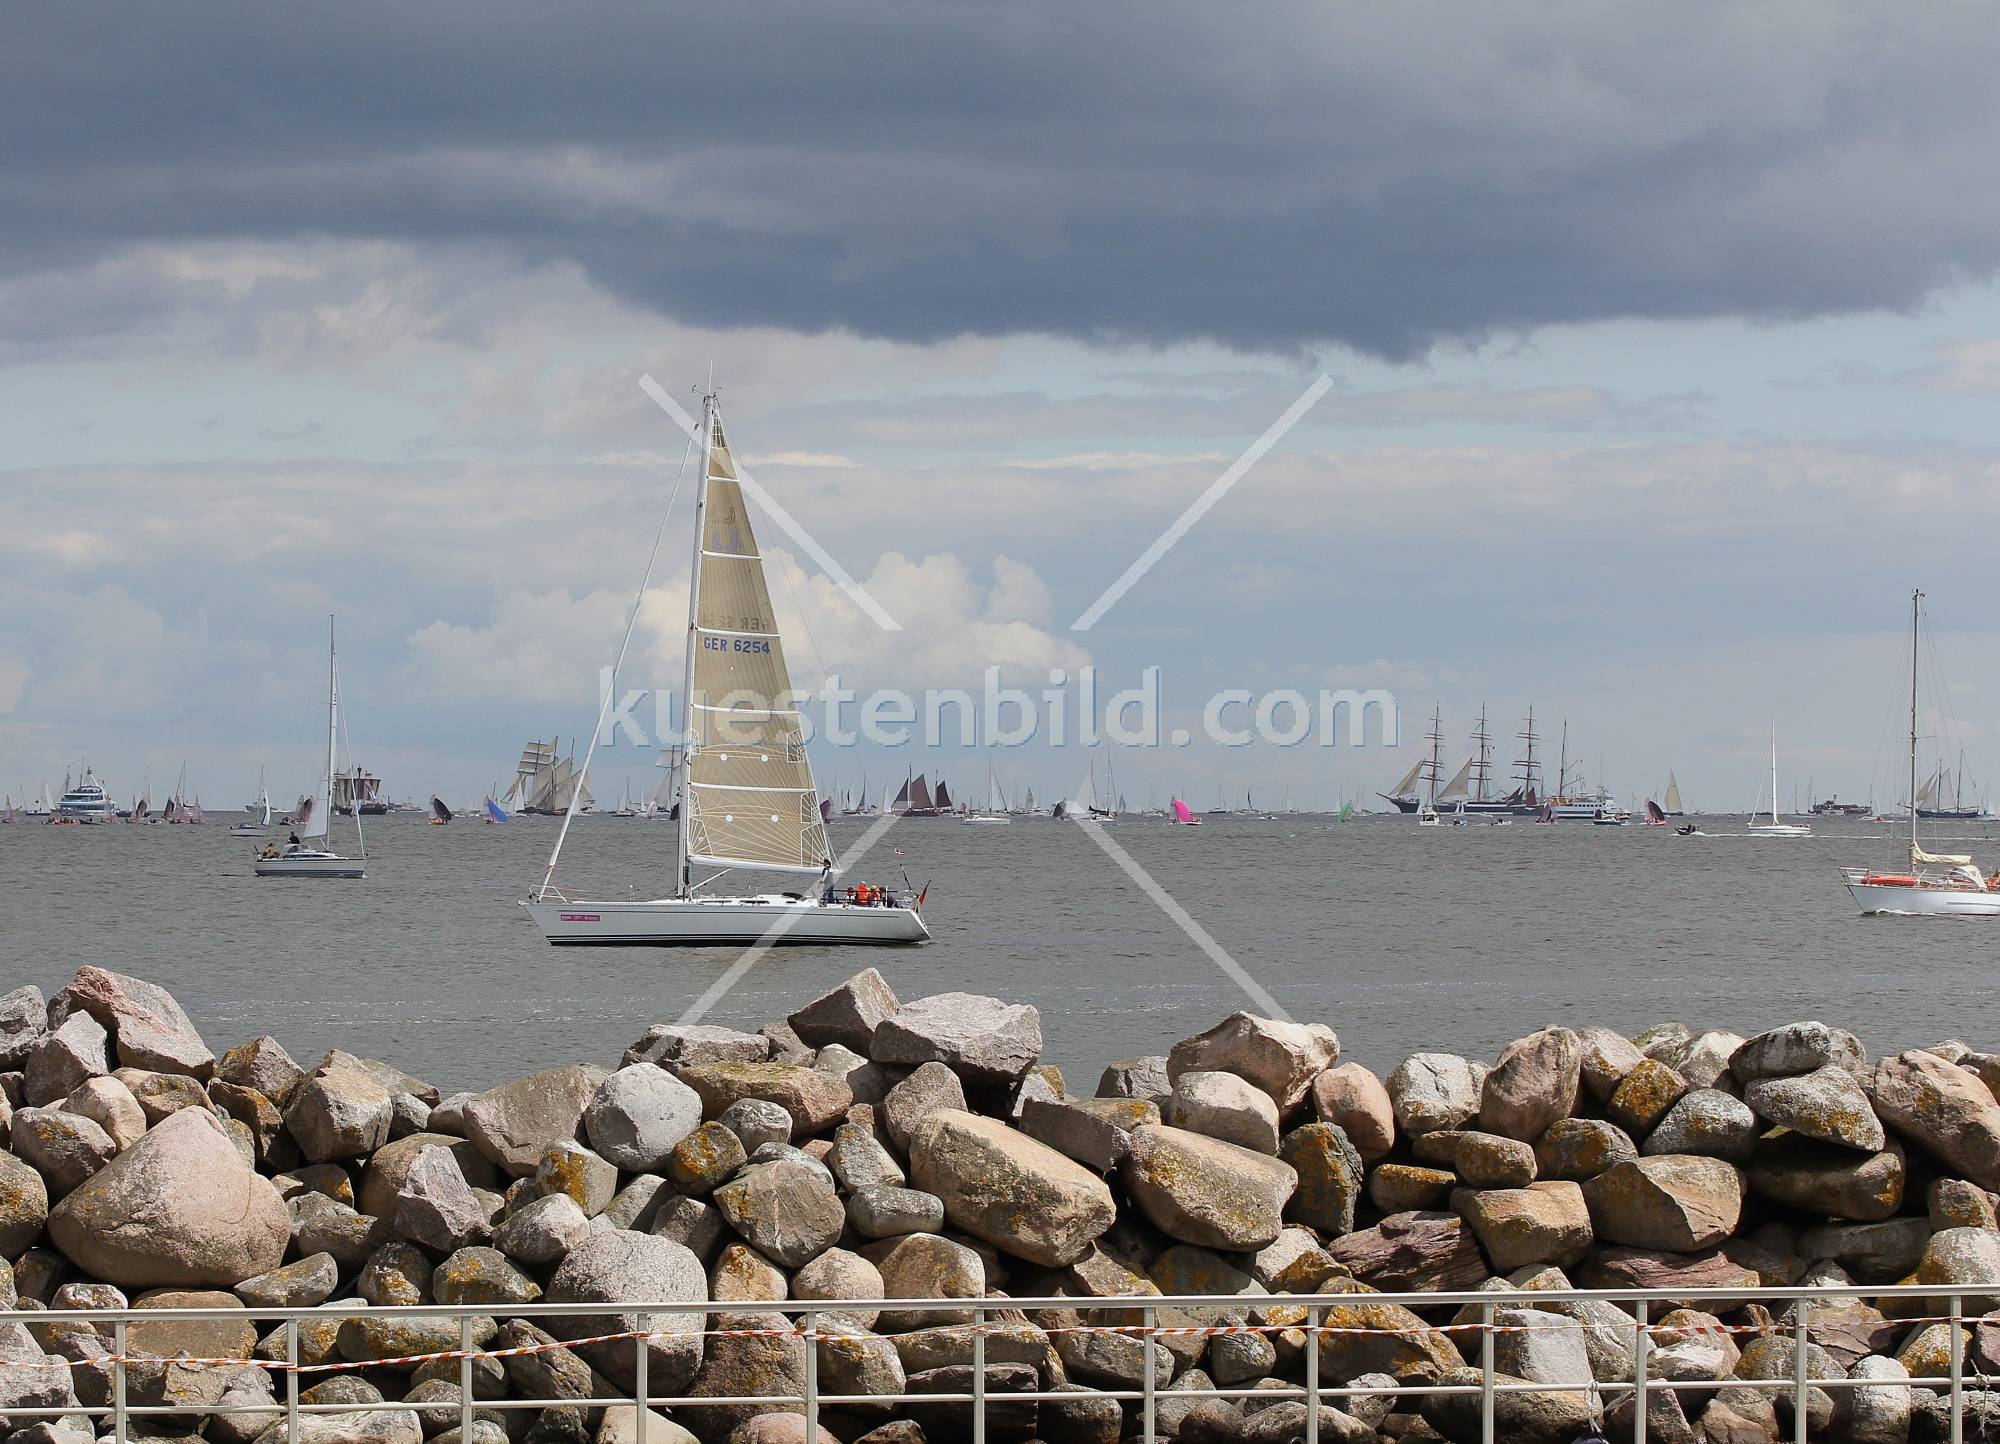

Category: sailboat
[962, 757, 1011, 823]
[482, 793, 510, 824]
[504, 739, 594, 816]
[254, 618, 366, 878]
[227, 787, 266, 835]
[842, 765, 869, 815]
[1170, 797, 1202, 826]
[430, 796, 453, 825]
[610, 781, 640, 818]
[1746, 727, 1812, 838]
[1661, 772, 1685, 817]
[523, 392, 927, 945]
[1844, 592, 2000, 915]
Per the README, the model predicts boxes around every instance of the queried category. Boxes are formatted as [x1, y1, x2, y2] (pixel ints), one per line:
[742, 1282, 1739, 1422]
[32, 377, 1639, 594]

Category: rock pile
[0, 970, 1996, 1444]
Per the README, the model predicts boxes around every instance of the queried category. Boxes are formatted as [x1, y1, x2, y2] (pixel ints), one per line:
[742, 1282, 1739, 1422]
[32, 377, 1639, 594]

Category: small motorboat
[1676, 824, 1702, 836]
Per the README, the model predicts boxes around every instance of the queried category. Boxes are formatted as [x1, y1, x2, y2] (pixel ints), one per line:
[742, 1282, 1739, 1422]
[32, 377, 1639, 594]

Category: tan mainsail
[682, 411, 833, 875]
[1436, 757, 1474, 800]
[1663, 772, 1683, 813]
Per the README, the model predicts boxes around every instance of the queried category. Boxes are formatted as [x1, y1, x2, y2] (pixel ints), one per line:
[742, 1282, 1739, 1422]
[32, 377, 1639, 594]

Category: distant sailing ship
[504, 739, 594, 816]
[1382, 705, 1543, 815]
[1914, 758, 1984, 821]
[890, 772, 950, 818]
[1746, 726, 1812, 838]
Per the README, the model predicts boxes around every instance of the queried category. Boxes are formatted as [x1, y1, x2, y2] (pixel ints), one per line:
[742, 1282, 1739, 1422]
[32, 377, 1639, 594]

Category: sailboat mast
[1769, 727, 1779, 824]
[677, 392, 715, 899]
[1910, 589, 1922, 861]
[325, 616, 338, 834]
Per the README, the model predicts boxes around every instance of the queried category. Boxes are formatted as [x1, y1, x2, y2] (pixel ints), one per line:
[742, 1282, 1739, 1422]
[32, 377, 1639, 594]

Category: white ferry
[56, 768, 116, 824]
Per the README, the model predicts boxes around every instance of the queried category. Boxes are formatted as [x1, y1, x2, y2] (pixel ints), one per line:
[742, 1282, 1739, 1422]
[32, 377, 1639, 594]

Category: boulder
[1277, 1121, 1364, 1235]
[787, 969, 900, 1052]
[874, 1233, 986, 1332]
[1311, 1062, 1396, 1160]
[359, 1133, 498, 1218]
[394, 1145, 485, 1251]
[1577, 1247, 1759, 1293]
[666, 1121, 748, 1195]
[1744, 1065, 1885, 1151]
[1845, 1354, 1913, 1444]
[1422, 1364, 1597, 1443]
[216, 1036, 305, 1107]
[1017, 1096, 1156, 1173]
[1326, 1210, 1488, 1291]
[681, 1062, 852, 1137]
[1166, 1012, 1340, 1113]
[1643, 1088, 1760, 1162]
[533, 1140, 619, 1218]
[116, 1068, 210, 1125]
[0, 1151, 49, 1255]
[1606, 1058, 1689, 1136]
[1369, 1163, 1457, 1214]
[544, 1230, 708, 1391]
[462, 1066, 608, 1178]
[718, 1099, 792, 1152]
[827, 1122, 905, 1191]
[1095, 1056, 1169, 1100]
[48, 1107, 288, 1287]
[493, 1193, 590, 1267]
[623, 1024, 769, 1069]
[848, 1184, 945, 1239]
[1931, 1177, 2000, 1231]
[1872, 1050, 2000, 1189]
[0, 987, 46, 1071]
[712, 1158, 846, 1269]
[1583, 1156, 1742, 1252]
[908, 1109, 1115, 1266]
[433, 1245, 541, 1306]
[1731, 1021, 1866, 1083]
[12, 1105, 117, 1197]
[285, 1052, 393, 1163]
[1454, 1181, 1594, 1271]
[1123, 1123, 1295, 1250]
[814, 1320, 906, 1412]
[288, 1193, 384, 1273]
[1746, 1135, 1904, 1221]
[871, 992, 1043, 1089]
[881, 1061, 967, 1153]
[62, 1076, 146, 1150]
[582, 1064, 702, 1171]
[1163, 1070, 1280, 1152]
[235, 1253, 339, 1308]
[1387, 1053, 1480, 1136]
[1799, 1218, 1934, 1283]
[1577, 1027, 1646, 1102]
[1535, 1118, 1638, 1181]
[51, 968, 213, 1078]
[24, 1012, 109, 1106]
[1479, 1027, 1582, 1142]
[790, 1247, 884, 1329]
[1314, 1283, 1463, 1382]
[711, 1241, 788, 1302]
[1453, 1130, 1539, 1187]
[1916, 1226, 2000, 1313]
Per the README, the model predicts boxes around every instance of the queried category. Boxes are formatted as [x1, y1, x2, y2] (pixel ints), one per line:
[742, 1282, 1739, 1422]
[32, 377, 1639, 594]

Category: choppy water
[1, 811, 1993, 1094]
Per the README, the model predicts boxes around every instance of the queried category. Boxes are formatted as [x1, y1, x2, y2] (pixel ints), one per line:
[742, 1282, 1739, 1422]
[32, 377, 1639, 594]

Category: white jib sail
[682, 411, 832, 875]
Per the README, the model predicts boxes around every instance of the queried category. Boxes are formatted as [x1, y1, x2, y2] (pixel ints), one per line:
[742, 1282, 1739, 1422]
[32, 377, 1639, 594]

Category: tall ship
[1914, 759, 1984, 821]
[504, 739, 594, 816]
[1437, 705, 1534, 815]
[56, 768, 115, 823]
[332, 766, 390, 816]
[523, 392, 926, 944]
[889, 771, 949, 818]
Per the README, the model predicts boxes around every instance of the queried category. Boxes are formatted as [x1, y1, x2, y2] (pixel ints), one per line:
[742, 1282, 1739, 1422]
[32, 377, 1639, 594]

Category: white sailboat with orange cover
[524, 392, 928, 945]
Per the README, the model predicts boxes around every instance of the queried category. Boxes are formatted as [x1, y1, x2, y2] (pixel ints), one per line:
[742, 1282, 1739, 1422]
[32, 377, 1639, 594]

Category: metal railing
[0, 1281, 1985, 1444]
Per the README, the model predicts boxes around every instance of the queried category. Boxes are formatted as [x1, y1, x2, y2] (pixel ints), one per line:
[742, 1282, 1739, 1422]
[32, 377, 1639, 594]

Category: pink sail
[1171, 797, 1197, 824]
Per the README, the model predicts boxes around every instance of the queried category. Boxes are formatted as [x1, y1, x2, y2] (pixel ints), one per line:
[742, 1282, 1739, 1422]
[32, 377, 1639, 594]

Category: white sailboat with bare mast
[254, 617, 365, 878]
[524, 391, 928, 945]
[1746, 726, 1811, 838]
[1844, 591, 2000, 915]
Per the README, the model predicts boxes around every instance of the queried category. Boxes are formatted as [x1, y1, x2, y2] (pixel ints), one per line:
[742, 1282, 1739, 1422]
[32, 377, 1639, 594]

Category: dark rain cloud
[7, 1, 2000, 357]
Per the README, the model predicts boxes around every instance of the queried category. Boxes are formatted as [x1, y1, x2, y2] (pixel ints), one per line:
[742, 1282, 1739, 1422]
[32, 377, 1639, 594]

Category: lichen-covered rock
[1017, 1096, 1155, 1173]
[582, 1064, 702, 1172]
[1096, 1056, 1169, 1100]
[712, 1158, 846, 1269]
[1534, 1118, 1638, 1181]
[848, 1184, 945, 1239]
[1582, 1155, 1743, 1252]
[1163, 1070, 1280, 1152]
[544, 1230, 708, 1391]
[1746, 1135, 1904, 1221]
[1480, 1027, 1582, 1142]
[874, 1232, 987, 1332]
[48, 1107, 288, 1287]
[1605, 1058, 1689, 1136]
[1276, 1121, 1364, 1235]
[394, 1145, 485, 1251]
[1311, 1062, 1395, 1160]
[461, 1066, 606, 1178]
[711, 1241, 789, 1302]
[12, 1105, 117, 1196]
[623, 1024, 768, 1070]
[790, 1247, 883, 1329]
[1452, 1130, 1538, 1187]
[532, 1140, 619, 1218]
[1454, 1181, 1594, 1272]
[1799, 1217, 1934, 1283]
[1744, 1064, 1885, 1151]
[0, 987, 47, 1072]
[788, 969, 900, 1053]
[1872, 1050, 2000, 1190]
[1732, 1021, 1866, 1083]
[827, 1121, 906, 1192]
[489, 1192, 586, 1266]
[63, 1076, 146, 1150]
[666, 1121, 748, 1195]
[286, 1052, 393, 1163]
[1368, 1163, 1456, 1214]
[1916, 1226, 2000, 1313]
[1314, 1281, 1463, 1382]
[217, 1036, 305, 1108]
[1387, 1053, 1480, 1137]
[909, 1108, 1115, 1267]
[1422, 1363, 1598, 1444]
[1166, 1013, 1340, 1114]
[1644, 1088, 1760, 1163]
[717, 1099, 792, 1153]
[0, 1151, 49, 1256]
[681, 1062, 853, 1137]
[235, 1252, 339, 1308]
[880, 1061, 967, 1153]
[1123, 1122, 1295, 1251]
[872, 992, 1043, 1089]
[1577, 1027, 1646, 1102]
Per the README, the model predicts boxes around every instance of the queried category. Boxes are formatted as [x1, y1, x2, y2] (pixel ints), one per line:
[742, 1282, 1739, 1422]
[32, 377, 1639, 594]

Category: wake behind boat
[1844, 591, 2000, 916]
[524, 392, 927, 946]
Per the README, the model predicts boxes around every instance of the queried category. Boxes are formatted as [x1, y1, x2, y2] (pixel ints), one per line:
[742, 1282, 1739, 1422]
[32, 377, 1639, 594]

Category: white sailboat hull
[1843, 873, 2000, 916]
[253, 850, 364, 879]
[524, 895, 930, 946]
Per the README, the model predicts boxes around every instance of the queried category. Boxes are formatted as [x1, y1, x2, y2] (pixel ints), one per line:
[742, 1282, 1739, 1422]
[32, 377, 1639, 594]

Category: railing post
[803, 1309, 818, 1443]
[634, 1311, 649, 1444]
[112, 1318, 127, 1444]
[967, 1301, 984, 1444]
[1305, 1305, 1320, 1444]
[1951, 1294, 1965, 1444]
[1479, 1301, 1495, 1444]
[1142, 1304, 1156, 1441]
[1632, 1300, 1648, 1444]
[459, 1315, 474, 1444]
[285, 1319, 299, 1444]
[1792, 1297, 1809, 1444]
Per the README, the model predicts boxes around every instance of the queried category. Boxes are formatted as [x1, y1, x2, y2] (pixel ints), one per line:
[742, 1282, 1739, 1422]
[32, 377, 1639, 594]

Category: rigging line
[536, 427, 699, 901]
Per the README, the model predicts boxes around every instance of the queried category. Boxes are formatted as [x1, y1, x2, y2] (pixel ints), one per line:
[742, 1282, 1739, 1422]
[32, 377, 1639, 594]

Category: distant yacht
[255, 618, 367, 879]
[56, 768, 115, 824]
[1747, 727, 1812, 838]
[1660, 771, 1685, 816]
